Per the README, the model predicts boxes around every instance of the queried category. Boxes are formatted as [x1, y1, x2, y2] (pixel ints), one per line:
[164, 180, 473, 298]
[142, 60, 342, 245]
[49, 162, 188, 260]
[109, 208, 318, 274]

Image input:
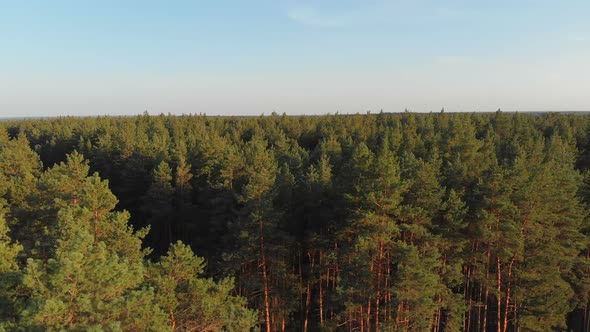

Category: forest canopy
[1, 111, 590, 331]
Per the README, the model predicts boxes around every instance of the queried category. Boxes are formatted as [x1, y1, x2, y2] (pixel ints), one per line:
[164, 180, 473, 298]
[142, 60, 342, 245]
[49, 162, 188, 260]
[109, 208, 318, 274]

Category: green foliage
[1, 112, 590, 331]
[140, 161, 175, 252]
[148, 241, 257, 331]
[21, 193, 166, 330]
[0, 133, 42, 208]
[0, 210, 21, 273]
[0, 208, 23, 327]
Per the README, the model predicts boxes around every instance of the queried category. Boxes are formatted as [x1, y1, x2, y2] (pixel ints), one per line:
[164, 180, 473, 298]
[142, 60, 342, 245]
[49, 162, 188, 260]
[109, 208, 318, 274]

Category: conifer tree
[225, 138, 277, 331]
[141, 161, 174, 253]
[21, 162, 167, 330]
[147, 241, 257, 331]
[0, 207, 23, 328]
[173, 155, 195, 244]
[0, 133, 42, 210]
[514, 135, 587, 331]
[3, 111, 590, 331]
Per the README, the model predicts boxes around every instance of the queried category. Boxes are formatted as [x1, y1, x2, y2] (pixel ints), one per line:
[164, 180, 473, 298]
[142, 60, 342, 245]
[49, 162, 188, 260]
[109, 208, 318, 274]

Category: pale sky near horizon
[1, 1, 589, 117]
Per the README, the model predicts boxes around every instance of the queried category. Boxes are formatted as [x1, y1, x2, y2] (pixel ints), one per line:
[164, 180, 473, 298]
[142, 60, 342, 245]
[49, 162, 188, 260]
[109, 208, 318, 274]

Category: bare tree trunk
[435, 294, 443, 332]
[386, 251, 391, 323]
[304, 250, 314, 332]
[465, 264, 472, 332]
[304, 280, 311, 332]
[260, 235, 271, 332]
[375, 241, 383, 331]
[482, 245, 491, 332]
[496, 257, 502, 332]
[332, 243, 339, 321]
[367, 297, 372, 332]
[169, 310, 176, 331]
[476, 283, 482, 332]
[502, 256, 516, 332]
[360, 305, 365, 332]
[483, 287, 489, 332]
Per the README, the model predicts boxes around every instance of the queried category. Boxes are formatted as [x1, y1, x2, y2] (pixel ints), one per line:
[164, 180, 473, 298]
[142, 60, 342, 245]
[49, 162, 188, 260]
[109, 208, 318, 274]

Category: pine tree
[0, 133, 44, 258]
[0, 206, 23, 328]
[336, 141, 407, 330]
[0, 133, 43, 210]
[147, 241, 257, 331]
[140, 161, 175, 254]
[514, 135, 587, 331]
[173, 155, 195, 244]
[21, 170, 167, 330]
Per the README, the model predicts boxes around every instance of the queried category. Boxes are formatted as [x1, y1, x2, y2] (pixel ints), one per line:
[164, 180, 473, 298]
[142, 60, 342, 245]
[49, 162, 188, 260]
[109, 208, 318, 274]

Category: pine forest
[2, 111, 590, 331]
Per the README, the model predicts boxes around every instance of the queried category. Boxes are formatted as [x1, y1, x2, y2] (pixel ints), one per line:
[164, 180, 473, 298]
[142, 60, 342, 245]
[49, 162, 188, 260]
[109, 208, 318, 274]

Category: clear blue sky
[1, 0, 589, 117]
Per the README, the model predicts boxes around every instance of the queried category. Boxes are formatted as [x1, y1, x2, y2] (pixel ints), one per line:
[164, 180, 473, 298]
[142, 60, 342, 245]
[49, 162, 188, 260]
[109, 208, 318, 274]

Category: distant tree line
[1, 111, 590, 331]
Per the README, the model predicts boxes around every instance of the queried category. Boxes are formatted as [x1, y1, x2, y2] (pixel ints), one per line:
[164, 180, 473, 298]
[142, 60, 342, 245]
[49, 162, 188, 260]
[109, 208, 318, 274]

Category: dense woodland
[1, 111, 590, 331]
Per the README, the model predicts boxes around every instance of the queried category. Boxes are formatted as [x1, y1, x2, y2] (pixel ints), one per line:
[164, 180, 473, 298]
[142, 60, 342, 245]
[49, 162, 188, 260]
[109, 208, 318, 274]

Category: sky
[1, 0, 590, 117]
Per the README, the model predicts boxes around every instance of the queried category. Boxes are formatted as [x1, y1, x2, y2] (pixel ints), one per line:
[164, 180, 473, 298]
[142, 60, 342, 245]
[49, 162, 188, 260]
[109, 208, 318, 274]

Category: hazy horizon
[2, 1, 589, 117]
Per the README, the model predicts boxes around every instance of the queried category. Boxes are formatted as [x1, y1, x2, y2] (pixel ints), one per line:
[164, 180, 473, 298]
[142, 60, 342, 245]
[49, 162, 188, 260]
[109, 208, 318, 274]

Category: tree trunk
[260, 233, 271, 332]
[170, 310, 176, 331]
[476, 284, 483, 332]
[483, 244, 491, 332]
[367, 297, 371, 332]
[497, 257, 502, 332]
[386, 251, 391, 323]
[304, 250, 314, 332]
[304, 280, 311, 332]
[502, 255, 516, 332]
[375, 241, 383, 331]
[483, 286, 489, 332]
[470, 266, 473, 331]
[360, 305, 364, 332]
